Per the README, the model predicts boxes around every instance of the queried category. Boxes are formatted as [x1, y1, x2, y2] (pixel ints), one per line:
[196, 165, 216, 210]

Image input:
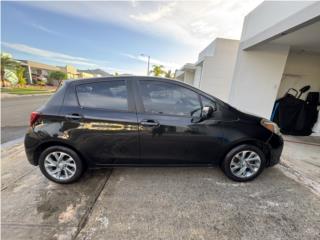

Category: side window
[139, 81, 201, 117]
[201, 96, 216, 109]
[76, 81, 128, 111]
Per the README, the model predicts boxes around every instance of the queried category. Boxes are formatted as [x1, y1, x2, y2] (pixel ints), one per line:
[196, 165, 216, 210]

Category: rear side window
[76, 81, 128, 111]
[139, 80, 201, 117]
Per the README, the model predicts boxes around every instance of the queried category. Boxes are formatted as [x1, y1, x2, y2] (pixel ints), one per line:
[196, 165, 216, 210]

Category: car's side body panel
[24, 77, 283, 169]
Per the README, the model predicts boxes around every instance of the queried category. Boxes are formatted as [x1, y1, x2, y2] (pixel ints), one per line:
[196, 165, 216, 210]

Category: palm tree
[150, 65, 166, 77]
[1, 55, 19, 87]
[16, 66, 27, 86]
[164, 70, 174, 79]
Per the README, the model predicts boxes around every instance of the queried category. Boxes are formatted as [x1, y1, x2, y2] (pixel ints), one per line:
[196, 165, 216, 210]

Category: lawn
[1, 86, 55, 95]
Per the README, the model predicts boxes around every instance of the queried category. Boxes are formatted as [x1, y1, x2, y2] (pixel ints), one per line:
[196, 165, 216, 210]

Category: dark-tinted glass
[140, 81, 201, 117]
[76, 81, 128, 110]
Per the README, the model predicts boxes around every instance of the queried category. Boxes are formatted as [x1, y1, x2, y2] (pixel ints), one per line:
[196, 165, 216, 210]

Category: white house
[177, 1, 320, 119]
[229, 1, 320, 118]
[176, 38, 239, 102]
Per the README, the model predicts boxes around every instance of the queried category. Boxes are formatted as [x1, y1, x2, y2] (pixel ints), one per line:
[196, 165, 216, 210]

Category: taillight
[30, 112, 40, 126]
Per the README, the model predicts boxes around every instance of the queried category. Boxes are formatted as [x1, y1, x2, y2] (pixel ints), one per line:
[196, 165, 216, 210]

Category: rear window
[76, 81, 128, 111]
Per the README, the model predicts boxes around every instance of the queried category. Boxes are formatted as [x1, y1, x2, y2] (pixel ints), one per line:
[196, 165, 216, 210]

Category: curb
[1, 93, 53, 99]
[1, 137, 24, 149]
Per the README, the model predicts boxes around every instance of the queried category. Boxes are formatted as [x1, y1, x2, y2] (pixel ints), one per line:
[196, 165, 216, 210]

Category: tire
[39, 146, 84, 184]
[221, 144, 266, 182]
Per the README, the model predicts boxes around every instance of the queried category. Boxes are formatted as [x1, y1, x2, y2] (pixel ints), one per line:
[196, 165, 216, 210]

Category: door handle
[140, 120, 160, 127]
[65, 113, 83, 120]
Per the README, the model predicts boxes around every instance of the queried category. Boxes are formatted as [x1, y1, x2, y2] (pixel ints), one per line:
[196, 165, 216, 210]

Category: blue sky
[1, 1, 261, 75]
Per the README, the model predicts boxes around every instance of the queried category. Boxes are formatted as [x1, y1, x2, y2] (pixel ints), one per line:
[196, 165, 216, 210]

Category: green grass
[1, 87, 54, 95]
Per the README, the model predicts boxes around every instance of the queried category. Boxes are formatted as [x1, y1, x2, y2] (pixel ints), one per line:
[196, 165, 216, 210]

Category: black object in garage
[271, 86, 319, 136]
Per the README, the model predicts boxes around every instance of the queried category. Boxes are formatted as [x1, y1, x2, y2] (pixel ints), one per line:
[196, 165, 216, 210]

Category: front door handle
[65, 113, 83, 120]
[140, 119, 160, 127]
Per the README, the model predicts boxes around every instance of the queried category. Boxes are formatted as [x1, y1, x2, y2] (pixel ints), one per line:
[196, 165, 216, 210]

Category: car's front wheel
[221, 144, 266, 182]
[39, 146, 84, 184]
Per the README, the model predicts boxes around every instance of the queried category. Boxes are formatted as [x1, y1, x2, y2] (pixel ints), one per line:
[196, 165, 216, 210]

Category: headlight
[260, 119, 281, 135]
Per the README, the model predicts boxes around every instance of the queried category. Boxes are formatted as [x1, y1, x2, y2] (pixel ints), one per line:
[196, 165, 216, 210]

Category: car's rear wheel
[39, 146, 83, 184]
[221, 144, 266, 182]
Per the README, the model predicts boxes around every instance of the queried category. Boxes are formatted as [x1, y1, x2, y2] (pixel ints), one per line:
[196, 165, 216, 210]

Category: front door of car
[135, 80, 225, 165]
[74, 80, 139, 165]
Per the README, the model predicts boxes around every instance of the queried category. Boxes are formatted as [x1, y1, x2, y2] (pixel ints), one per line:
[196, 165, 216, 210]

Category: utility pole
[140, 54, 150, 76]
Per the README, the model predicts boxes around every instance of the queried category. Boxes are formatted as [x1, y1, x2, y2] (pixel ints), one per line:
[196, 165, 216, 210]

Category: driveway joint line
[1, 168, 36, 191]
[72, 169, 113, 240]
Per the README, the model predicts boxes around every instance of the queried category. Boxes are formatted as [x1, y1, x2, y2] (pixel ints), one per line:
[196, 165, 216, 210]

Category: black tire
[221, 144, 266, 182]
[39, 146, 84, 184]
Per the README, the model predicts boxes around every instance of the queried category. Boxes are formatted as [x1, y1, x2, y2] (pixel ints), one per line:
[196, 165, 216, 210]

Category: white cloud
[1, 42, 107, 67]
[130, 2, 176, 22]
[22, 0, 263, 51]
[30, 23, 60, 36]
[122, 53, 179, 69]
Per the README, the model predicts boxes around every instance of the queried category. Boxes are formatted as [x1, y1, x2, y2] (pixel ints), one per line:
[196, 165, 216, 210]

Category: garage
[270, 20, 320, 140]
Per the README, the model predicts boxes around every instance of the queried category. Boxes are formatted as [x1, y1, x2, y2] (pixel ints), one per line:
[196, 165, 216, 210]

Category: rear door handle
[65, 113, 83, 120]
[140, 119, 160, 127]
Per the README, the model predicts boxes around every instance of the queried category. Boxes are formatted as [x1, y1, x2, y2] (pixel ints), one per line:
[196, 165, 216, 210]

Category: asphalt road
[1, 95, 50, 143]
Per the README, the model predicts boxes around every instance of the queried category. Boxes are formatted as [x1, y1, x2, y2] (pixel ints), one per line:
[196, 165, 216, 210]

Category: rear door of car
[61, 79, 139, 165]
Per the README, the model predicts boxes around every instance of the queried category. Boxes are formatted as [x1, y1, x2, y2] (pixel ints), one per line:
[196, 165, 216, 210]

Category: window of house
[139, 81, 201, 117]
[76, 81, 128, 111]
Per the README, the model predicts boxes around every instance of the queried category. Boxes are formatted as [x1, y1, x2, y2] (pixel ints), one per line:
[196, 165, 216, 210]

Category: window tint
[76, 81, 128, 111]
[201, 96, 216, 109]
[140, 81, 201, 117]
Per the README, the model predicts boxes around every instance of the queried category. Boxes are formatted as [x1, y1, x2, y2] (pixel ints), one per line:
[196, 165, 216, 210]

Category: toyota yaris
[25, 77, 283, 183]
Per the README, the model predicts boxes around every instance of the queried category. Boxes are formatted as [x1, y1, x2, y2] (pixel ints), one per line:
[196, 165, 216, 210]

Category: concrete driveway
[1, 143, 320, 240]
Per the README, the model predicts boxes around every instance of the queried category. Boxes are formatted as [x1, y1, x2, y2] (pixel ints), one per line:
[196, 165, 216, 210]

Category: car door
[70, 79, 139, 165]
[135, 79, 225, 165]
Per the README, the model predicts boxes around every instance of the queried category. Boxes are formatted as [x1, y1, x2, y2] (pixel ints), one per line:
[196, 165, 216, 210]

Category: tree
[114, 72, 119, 76]
[48, 71, 67, 87]
[150, 65, 166, 77]
[164, 70, 174, 79]
[16, 66, 27, 86]
[1, 55, 19, 87]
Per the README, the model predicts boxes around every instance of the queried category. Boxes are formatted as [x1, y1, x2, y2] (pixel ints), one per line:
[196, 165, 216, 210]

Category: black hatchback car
[25, 77, 283, 183]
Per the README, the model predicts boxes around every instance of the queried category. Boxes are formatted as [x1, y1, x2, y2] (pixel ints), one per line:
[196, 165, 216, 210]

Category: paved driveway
[1, 144, 320, 240]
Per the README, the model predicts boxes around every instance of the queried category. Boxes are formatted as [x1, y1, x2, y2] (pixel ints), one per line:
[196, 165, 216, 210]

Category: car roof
[64, 76, 178, 85]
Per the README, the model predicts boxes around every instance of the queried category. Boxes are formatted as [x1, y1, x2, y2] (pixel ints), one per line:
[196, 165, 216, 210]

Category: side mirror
[201, 105, 216, 119]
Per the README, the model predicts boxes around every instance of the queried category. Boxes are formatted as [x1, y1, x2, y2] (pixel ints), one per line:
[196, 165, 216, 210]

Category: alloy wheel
[230, 150, 261, 178]
[44, 151, 77, 181]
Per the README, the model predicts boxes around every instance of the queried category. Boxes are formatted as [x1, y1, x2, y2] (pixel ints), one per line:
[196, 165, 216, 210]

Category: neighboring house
[175, 63, 196, 86]
[60, 65, 81, 79]
[78, 69, 112, 77]
[19, 60, 61, 84]
[177, 1, 320, 119]
[176, 38, 239, 102]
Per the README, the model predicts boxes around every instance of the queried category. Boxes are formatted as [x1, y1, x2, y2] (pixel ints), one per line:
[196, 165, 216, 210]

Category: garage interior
[271, 19, 320, 144]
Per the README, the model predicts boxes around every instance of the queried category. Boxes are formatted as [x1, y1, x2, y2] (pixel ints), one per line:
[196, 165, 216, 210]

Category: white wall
[198, 40, 216, 60]
[241, 1, 316, 41]
[184, 70, 195, 85]
[193, 65, 203, 88]
[229, 43, 290, 118]
[277, 51, 320, 99]
[199, 39, 239, 101]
